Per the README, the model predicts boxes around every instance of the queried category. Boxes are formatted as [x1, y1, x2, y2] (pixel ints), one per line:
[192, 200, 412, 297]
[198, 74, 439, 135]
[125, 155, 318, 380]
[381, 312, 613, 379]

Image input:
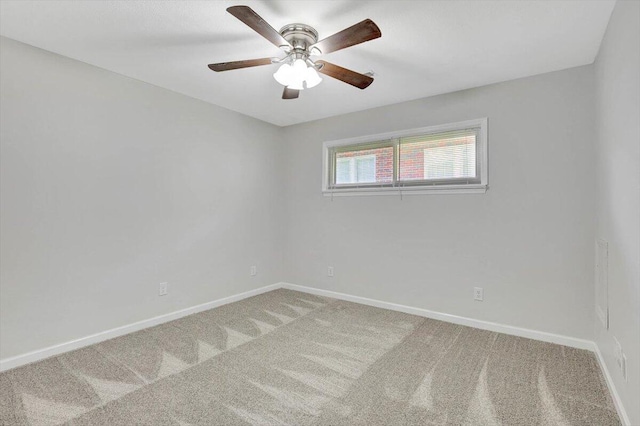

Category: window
[336, 154, 376, 184]
[332, 143, 393, 186]
[322, 118, 487, 195]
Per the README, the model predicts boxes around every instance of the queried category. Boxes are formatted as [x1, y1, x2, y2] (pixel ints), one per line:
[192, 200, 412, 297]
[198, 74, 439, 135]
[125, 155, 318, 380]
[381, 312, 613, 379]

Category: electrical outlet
[250, 265, 257, 276]
[159, 282, 168, 296]
[327, 266, 334, 277]
[474, 287, 483, 301]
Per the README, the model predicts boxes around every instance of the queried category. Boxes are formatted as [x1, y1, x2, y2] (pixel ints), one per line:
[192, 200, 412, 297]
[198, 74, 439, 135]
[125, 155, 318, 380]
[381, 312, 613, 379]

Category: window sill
[322, 185, 487, 197]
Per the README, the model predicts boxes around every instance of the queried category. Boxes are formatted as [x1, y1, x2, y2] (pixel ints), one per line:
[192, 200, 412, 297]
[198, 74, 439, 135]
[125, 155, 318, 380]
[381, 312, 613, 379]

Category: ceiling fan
[208, 6, 381, 100]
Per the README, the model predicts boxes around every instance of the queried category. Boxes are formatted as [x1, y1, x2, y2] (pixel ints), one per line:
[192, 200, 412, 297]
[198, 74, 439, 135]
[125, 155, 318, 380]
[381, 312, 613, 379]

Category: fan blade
[208, 58, 273, 72]
[227, 6, 292, 50]
[310, 19, 381, 55]
[315, 61, 373, 89]
[282, 87, 300, 99]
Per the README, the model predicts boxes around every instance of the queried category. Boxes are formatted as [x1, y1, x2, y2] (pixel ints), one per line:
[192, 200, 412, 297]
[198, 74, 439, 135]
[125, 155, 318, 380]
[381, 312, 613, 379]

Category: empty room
[0, 0, 639, 425]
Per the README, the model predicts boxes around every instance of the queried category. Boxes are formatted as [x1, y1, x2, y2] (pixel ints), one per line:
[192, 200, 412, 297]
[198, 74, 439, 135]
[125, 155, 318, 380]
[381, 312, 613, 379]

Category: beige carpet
[0, 289, 620, 425]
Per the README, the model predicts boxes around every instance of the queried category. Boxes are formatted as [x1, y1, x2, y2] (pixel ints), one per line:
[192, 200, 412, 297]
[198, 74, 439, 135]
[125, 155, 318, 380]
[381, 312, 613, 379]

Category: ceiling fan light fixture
[290, 58, 308, 87]
[273, 58, 322, 90]
[304, 66, 322, 88]
[292, 58, 307, 73]
[273, 63, 293, 86]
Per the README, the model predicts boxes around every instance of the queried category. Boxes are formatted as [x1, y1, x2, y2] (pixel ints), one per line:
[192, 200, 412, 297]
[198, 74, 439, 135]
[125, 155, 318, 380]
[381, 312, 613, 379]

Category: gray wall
[282, 65, 596, 340]
[594, 1, 640, 424]
[0, 37, 284, 359]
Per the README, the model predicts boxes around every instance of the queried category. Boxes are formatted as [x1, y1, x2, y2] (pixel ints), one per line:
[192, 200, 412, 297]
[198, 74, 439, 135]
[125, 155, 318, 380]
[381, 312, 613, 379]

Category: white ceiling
[0, 0, 615, 127]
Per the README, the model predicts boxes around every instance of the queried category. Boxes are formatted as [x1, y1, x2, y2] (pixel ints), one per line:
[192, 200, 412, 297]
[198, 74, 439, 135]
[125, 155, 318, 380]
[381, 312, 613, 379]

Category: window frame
[322, 118, 488, 196]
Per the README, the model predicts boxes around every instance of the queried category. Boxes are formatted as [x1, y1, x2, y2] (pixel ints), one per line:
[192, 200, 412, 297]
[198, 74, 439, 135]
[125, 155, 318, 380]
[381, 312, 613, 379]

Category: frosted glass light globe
[305, 66, 322, 88]
[273, 63, 293, 86]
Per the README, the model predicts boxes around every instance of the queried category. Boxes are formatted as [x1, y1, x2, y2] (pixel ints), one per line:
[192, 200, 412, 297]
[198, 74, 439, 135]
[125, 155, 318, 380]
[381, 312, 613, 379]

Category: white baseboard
[282, 283, 595, 349]
[283, 282, 631, 424]
[0, 283, 281, 372]
[593, 343, 631, 425]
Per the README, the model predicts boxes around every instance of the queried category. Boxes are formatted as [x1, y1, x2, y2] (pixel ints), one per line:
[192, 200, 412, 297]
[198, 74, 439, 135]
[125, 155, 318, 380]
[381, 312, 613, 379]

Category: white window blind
[329, 142, 394, 188]
[336, 155, 376, 184]
[324, 119, 486, 195]
[398, 128, 479, 186]
[424, 145, 473, 179]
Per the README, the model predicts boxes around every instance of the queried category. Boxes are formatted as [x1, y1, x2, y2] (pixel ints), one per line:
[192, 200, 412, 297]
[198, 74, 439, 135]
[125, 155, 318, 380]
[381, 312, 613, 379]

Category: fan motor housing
[279, 23, 318, 51]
